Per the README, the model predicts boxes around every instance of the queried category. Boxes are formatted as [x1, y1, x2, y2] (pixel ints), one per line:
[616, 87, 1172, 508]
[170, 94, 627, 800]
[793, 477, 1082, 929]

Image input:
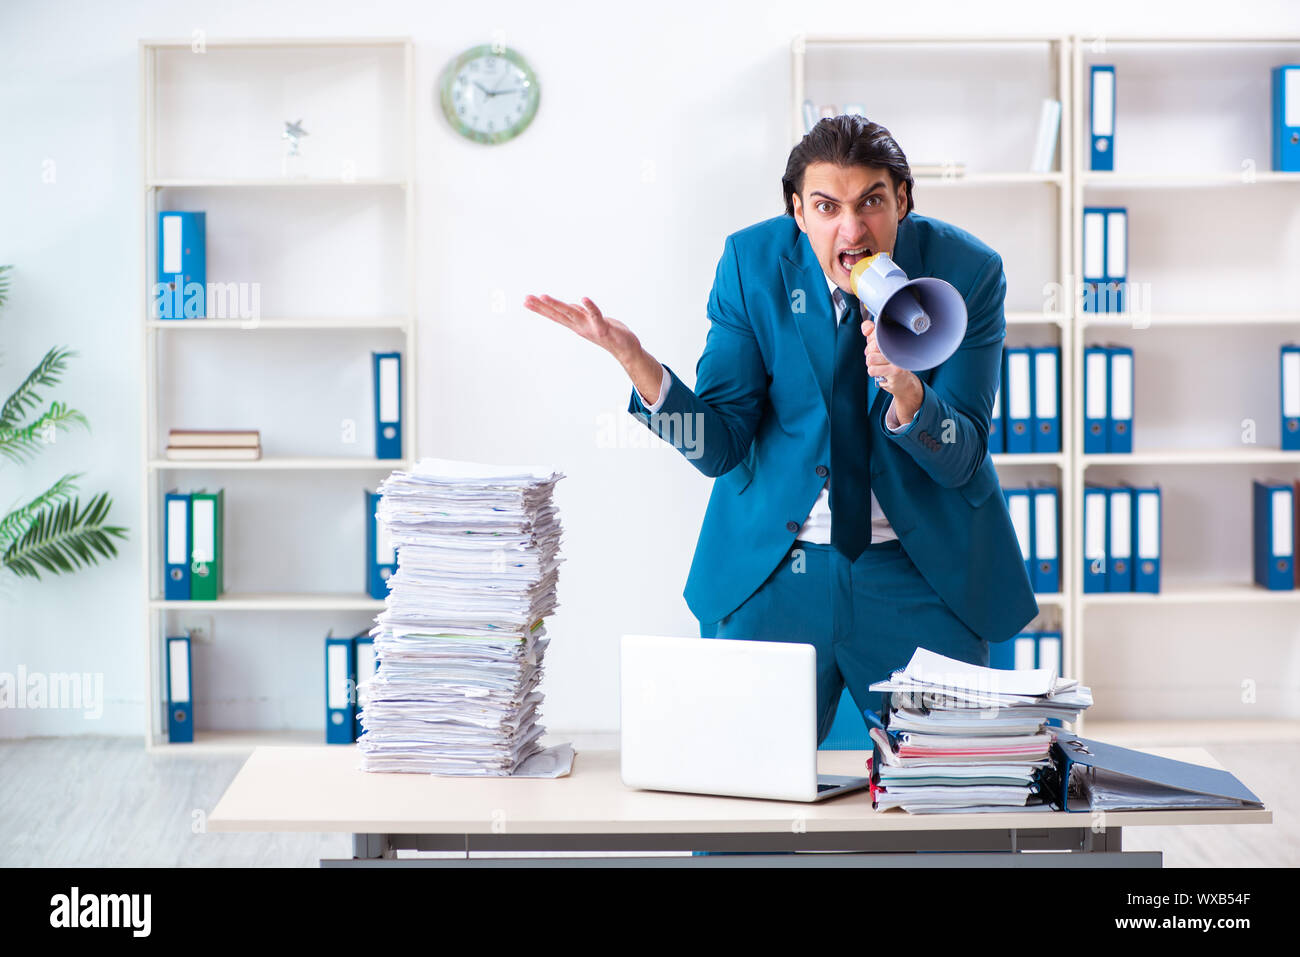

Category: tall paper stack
[867, 648, 1093, 813]
[358, 458, 565, 776]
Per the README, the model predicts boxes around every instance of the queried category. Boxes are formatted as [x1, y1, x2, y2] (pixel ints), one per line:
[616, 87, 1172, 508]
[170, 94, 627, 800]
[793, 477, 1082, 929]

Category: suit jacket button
[815, 465, 828, 477]
[786, 521, 799, 533]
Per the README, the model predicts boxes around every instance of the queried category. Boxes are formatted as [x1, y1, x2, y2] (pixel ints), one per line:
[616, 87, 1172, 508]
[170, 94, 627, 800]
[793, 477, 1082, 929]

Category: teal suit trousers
[704, 537, 989, 746]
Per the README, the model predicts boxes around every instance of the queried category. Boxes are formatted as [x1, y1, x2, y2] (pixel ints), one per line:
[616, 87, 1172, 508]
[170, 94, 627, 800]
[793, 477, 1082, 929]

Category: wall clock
[439, 43, 540, 145]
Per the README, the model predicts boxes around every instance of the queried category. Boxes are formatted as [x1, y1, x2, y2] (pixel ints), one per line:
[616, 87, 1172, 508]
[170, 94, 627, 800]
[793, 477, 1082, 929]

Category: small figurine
[281, 119, 309, 177]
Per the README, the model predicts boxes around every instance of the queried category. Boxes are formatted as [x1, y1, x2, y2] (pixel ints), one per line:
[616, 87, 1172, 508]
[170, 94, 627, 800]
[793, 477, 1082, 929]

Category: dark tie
[830, 288, 873, 561]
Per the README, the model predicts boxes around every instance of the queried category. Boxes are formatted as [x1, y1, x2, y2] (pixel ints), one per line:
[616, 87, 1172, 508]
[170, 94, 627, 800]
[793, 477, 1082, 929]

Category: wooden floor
[1, 734, 1294, 867]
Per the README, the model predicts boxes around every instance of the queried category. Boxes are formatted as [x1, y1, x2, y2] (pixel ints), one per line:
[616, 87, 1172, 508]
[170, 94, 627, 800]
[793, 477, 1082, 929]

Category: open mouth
[838, 246, 873, 274]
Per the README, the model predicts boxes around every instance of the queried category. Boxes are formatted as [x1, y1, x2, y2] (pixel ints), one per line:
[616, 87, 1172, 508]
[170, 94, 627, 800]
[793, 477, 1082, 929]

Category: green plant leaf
[0, 472, 82, 551]
[0, 401, 89, 465]
[1, 491, 128, 581]
[1, 346, 77, 431]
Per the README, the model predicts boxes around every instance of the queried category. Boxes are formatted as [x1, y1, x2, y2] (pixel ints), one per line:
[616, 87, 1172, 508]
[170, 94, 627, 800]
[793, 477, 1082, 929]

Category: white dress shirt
[635, 271, 908, 544]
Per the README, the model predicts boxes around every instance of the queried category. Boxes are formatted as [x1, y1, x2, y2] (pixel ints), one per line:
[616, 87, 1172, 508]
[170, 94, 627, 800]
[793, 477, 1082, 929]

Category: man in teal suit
[525, 115, 1038, 742]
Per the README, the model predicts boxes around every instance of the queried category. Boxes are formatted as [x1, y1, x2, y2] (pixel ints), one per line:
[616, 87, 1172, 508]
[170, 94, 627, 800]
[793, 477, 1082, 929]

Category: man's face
[791, 161, 908, 296]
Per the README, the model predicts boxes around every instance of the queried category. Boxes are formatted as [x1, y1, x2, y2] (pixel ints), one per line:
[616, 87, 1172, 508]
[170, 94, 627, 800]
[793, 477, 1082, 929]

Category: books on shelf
[364, 490, 397, 600]
[1082, 207, 1128, 313]
[1030, 98, 1062, 173]
[324, 631, 373, 745]
[166, 635, 193, 743]
[1082, 344, 1134, 453]
[1089, 65, 1116, 171]
[1002, 485, 1060, 594]
[910, 161, 967, 178]
[162, 488, 225, 601]
[357, 458, 569, 776]
[1082, 484, 1162, 594]
[164, 447, 260, 460]
[372, 352, 402, 460]
[995, 345, 1060, 454]
[168, 430, 260, 448]
[1282, 344, 1299, 450]
[165, 429, 261, 461]
[1272, 65, 1300, 173]
[800, 100, 869, 133]
[155, 211, 206, 320]
[1252, 479, 1296, 590]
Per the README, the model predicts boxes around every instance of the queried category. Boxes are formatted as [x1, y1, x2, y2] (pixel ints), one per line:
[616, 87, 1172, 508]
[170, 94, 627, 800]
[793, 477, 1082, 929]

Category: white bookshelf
[149, 593, 386, 611]
[1083, 450, 1300, 466]
[145, 457, 411, 470]
[145, 178, 408, 188]
[145, 318, 411, 330]
[1007, 311, 1069, 327]
[912, 172, 1068, 186]
[1080, 313, 1300, 327]
[796, 33, 1300, 738]
[1069, 36, 1300, 735]
[139, 37, 416, 751]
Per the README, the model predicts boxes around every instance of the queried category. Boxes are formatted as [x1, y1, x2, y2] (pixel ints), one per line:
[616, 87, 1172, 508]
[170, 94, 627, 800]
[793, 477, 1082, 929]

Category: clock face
[439, 44, 540, 145]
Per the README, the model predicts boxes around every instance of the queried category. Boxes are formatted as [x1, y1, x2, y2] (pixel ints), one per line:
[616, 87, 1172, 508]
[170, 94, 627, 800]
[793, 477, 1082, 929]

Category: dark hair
[781, 115, 915, 219]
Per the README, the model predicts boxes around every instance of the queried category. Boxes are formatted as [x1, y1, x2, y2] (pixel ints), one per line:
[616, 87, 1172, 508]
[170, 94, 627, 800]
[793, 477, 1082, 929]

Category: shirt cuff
[639, 363, 671, 413]
[884, 397, 912, 433]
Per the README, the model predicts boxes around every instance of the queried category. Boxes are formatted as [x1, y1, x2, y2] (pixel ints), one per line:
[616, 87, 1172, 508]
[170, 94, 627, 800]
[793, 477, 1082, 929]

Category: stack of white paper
[868, 648, 1093, 813]
[357, 458, 566, 776]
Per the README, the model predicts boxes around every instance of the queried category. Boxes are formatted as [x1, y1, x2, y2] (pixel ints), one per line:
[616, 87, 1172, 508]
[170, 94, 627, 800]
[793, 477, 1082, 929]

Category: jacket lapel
[780, 230, 835, 418]
[890, 214, 923, 278]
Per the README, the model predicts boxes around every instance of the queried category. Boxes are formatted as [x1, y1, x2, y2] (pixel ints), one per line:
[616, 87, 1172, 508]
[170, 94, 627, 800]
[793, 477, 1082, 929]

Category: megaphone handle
[864, 307, 886, 386]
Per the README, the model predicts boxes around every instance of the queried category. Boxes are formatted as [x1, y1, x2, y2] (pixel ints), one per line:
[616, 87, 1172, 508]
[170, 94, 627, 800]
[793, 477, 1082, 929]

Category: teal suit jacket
[627, 212, 1039, 642]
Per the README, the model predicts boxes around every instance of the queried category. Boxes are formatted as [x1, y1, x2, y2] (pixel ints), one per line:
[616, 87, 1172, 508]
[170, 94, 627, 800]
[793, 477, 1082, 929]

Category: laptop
[619, 634, 872, 802]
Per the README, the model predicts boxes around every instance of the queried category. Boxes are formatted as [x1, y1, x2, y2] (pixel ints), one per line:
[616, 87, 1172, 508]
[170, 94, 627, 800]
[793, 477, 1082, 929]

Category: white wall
[2, 0, 1298, 738]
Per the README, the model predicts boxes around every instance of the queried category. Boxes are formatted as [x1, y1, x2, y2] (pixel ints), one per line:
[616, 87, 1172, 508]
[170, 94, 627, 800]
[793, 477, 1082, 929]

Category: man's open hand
[524, 294, 641, 365]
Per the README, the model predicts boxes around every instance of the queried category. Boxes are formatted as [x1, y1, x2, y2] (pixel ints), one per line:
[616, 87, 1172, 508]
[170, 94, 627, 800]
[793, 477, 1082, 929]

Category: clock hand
[488, 63, 517, 97]
[473, 78, 508, 99]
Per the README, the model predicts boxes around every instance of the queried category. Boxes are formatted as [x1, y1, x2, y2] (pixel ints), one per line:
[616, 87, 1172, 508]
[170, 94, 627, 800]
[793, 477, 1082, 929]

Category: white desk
[208, 746, 1270, 867]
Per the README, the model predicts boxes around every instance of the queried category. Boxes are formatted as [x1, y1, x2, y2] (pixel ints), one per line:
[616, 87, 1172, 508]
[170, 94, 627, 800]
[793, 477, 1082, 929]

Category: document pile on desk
[357, 457, 571, 776]
[867, 648, 1093, 813]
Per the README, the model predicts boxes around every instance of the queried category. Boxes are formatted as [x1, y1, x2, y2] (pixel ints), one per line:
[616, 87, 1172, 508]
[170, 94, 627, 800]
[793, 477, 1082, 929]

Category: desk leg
[1081, 825, 1133, 855]
[352, 833, 392, 860]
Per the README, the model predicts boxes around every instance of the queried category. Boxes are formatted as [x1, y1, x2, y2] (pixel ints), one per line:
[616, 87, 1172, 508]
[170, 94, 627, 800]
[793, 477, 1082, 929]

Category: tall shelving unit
[139, 37, 417, 751]
[794, 33, 1300, 739]
[792, 32, 1075, 687]
[1069, 36, 1300, 740]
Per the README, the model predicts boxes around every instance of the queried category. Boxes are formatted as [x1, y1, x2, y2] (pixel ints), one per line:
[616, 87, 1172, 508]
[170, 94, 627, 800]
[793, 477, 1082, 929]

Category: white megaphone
[848, 252, 967, 372]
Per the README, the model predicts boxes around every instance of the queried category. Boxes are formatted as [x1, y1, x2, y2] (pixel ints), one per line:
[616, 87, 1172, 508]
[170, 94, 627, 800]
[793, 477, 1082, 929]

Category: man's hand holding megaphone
[862, 315, 924, 428]
[850, 251, 970, 429]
